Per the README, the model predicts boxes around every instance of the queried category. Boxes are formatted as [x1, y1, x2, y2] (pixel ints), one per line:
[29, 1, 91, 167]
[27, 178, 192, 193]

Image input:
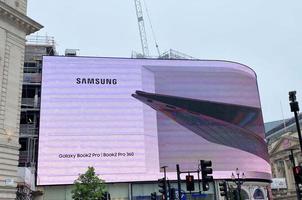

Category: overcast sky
[27, 0, 302, 123]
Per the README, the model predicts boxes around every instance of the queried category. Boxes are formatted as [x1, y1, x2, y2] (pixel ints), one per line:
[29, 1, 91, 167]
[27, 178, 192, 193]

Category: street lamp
[231, 168, 245, 200]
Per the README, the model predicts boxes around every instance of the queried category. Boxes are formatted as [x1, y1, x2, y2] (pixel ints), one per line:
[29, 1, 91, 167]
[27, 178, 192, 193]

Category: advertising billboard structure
[37, 56, 271, 185]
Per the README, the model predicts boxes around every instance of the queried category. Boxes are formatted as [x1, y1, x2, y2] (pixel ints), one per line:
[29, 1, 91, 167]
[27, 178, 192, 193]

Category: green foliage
[71, 166, 106, 200]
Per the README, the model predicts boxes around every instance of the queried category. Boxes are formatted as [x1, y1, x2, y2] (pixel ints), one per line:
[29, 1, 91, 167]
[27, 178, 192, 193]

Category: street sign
[191, 193, 208, 198]
[271, 178, 287, 189]
[175, 190, 186, 200]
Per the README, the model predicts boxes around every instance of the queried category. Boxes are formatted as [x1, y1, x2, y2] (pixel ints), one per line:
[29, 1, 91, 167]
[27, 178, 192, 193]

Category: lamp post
[289, 91, 302, 152]
[231, 168, 245, 200]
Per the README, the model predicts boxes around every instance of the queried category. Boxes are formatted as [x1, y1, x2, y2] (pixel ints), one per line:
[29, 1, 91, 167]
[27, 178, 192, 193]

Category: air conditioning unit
[65, 49, 79, 56]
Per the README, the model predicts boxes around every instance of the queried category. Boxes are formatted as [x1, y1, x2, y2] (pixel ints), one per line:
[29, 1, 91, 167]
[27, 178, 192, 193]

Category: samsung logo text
[76, 78, 118, 85]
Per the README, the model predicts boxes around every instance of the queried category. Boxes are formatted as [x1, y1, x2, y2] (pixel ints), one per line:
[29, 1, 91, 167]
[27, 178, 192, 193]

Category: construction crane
[134, 0, 150, 57]
[133, 0, 193, 60]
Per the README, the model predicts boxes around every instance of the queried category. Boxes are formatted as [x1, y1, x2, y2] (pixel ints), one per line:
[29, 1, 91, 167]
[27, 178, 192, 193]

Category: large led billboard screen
[37, 56, 271, 185]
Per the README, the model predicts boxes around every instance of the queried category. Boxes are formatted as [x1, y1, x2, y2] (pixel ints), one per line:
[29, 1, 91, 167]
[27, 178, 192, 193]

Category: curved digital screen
[37, 56, 271, 185]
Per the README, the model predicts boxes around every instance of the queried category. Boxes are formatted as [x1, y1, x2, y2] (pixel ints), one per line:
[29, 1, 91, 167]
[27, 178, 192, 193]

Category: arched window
[253, 188, 264, 199]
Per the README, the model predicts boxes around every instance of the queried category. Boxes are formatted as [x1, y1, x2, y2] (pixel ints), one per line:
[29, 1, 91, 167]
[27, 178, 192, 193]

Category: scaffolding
[20, 36, 56, 167]
[159, 49, 195, 60]
[132, 49, 195, 60]
[17, 36, 56, 200]
[26, 35, 55, 46]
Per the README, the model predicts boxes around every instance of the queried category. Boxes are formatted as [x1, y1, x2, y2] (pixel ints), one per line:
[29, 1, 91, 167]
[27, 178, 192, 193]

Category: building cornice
[0, 1, 43, 35]
[269, 136, 299, 156]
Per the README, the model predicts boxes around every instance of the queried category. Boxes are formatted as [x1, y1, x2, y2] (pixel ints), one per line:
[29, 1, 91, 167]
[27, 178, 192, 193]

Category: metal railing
[20, 124, 38, 136]
[21, 98, 40, 108]
[26, 35, 55, 46]
[23, 73, 42, 84]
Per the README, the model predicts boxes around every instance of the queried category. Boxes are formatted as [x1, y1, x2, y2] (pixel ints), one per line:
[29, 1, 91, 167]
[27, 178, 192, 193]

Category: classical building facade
[0, 1, 42, 199]
[266, 114, 302, 200]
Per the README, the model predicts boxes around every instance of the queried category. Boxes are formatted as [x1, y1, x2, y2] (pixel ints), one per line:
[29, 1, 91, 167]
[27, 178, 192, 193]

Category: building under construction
[17, 35, 56, 200]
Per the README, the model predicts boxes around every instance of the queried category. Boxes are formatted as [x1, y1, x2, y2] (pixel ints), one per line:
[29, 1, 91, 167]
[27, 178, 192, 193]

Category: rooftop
[265, 113, 302, 140]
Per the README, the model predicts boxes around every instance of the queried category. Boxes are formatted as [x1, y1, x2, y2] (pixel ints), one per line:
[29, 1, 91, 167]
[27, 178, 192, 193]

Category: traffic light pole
[289, 149, 301, 200]
[296, 185, 301, 200]
[289, 91, 302, 200]
[290, 149, 296, 166]
[293, 168, 302, 200]
[197, 170, 201, 193]
[176, 164, 204, 199]
[176, 164, 182, 200]
[289, 91, 302, 152]
[162, 166, 167, 179]
[294, 110, 302, 153]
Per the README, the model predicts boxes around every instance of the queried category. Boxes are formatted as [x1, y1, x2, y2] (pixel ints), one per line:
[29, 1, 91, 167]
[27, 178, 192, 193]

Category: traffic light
[200, 160, 213, 191]
[293, 166, 302, 184]
[169, 188, 176, 200]
[158, 178, 167, 200]
[289, 91, 297, 102]
[219, 181, 227, 197]
[289, 91, 299, 112]
[151, 192, 157, 200]
[186, 175, 195, 191]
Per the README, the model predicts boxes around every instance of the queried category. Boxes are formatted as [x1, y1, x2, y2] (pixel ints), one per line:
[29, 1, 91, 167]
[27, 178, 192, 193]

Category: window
[19, 138, 28, 151]
[20, 112, 35, 124]
[22, 85, 36, 98]
[253, 188, 264, 199]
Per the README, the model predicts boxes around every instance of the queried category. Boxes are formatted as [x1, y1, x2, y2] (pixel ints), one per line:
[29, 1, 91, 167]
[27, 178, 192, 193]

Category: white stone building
[266, 113, 302, 200]
[0, 0, 42, 199]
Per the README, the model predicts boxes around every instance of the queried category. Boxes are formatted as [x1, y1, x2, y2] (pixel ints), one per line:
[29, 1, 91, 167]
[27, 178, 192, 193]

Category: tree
[71, 166, 106, 200]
